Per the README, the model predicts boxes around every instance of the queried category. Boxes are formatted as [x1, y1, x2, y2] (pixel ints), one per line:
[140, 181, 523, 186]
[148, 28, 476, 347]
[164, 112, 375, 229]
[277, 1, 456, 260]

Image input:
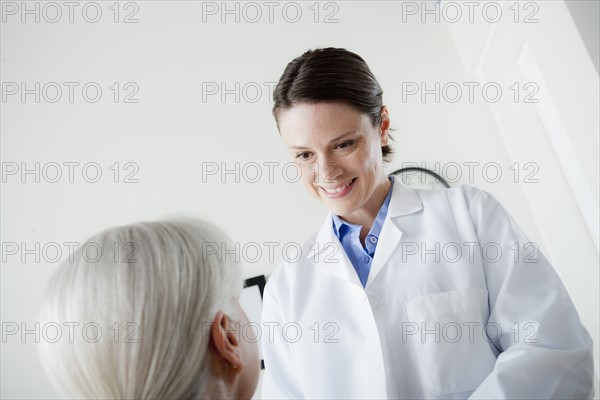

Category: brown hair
[272, 47, 393, 162]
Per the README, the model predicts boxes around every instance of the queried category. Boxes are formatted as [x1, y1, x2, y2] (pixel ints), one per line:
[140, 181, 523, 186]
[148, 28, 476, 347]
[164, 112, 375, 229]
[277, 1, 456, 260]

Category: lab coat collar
[386, 175, 424, 217]
[366, 176, 423, 287]
[307, 176, 424, 288]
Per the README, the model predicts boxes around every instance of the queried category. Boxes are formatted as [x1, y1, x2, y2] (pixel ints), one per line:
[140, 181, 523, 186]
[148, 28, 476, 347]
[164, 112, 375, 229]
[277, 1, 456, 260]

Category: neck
[340, 176, 391, 234]
[205, 377, 237, 400]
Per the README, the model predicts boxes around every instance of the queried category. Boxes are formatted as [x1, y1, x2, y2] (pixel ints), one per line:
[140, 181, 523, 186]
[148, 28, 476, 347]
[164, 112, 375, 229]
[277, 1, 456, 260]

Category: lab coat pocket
[404, 287, 497, 396]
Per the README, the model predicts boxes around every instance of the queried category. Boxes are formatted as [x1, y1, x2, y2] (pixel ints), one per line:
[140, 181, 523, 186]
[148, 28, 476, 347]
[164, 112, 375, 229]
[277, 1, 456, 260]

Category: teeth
[323, 179, 353, 194]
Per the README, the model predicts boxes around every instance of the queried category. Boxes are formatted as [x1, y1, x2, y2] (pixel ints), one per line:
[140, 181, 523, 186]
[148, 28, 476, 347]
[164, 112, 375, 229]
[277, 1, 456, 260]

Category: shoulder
[264, 223, 323, 295]
[389, 176, 495, 211]
[429, 183, 519, 237]
[399, 181, 512, 237]
[448, 184, 510, 222]
[408, 182, 502, 214]
[409, 182, 488, 206]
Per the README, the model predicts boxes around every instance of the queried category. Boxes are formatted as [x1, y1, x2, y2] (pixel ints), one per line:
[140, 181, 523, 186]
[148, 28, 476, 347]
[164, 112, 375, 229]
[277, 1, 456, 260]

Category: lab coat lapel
[366, 176, 424, 288]
[308, 213, 363, 288]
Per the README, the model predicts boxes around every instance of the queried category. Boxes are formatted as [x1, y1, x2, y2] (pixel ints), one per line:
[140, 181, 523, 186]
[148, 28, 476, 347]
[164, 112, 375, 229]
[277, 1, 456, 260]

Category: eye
[335, 140, 355, 150]
[295, 151, 312, 160]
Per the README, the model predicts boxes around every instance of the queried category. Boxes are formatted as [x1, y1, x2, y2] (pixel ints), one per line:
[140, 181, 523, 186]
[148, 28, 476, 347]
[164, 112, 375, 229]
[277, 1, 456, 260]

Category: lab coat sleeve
[260, 269, 304, 399]
[465, 187, 595, 399]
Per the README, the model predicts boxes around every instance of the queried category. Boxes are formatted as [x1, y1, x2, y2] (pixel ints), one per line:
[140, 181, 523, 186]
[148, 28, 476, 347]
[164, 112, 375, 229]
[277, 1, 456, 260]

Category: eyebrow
[289, 130, 358, 150]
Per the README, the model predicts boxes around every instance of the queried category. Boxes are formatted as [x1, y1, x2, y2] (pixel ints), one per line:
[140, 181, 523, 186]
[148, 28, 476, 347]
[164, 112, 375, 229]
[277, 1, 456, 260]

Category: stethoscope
[390, 167, 450, 188]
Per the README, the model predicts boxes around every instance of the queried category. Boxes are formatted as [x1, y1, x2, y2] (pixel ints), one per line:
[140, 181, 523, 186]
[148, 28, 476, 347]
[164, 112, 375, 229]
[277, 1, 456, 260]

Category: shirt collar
[332, 176, 394, 239]
[369, 176, 394, 238]
[310, 176, 423, 261]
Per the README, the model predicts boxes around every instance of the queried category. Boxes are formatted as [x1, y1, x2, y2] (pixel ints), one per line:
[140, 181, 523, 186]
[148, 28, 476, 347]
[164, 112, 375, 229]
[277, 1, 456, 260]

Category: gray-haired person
[39, 218, 260, 399]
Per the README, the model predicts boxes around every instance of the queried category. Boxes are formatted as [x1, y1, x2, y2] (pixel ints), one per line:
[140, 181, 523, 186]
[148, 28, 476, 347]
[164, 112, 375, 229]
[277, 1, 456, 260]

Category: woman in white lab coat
[260, 47, 594, 399]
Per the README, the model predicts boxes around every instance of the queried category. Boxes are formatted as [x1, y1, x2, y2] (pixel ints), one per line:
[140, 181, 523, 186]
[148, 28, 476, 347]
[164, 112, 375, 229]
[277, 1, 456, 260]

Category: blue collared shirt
[332, 177, 394, 288]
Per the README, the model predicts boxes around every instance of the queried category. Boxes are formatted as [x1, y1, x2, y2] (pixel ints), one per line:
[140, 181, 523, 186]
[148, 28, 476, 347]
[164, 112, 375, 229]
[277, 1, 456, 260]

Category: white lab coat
[261, 177, 594, 399]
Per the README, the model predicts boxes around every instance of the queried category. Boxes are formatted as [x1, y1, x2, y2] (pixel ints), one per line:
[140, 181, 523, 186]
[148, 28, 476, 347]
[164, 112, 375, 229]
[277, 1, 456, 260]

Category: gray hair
[38, 217, 243, 399]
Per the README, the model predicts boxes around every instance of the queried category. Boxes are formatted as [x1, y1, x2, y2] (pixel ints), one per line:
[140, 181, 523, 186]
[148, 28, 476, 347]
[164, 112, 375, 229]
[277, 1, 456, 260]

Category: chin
[328, 202, 357, 217]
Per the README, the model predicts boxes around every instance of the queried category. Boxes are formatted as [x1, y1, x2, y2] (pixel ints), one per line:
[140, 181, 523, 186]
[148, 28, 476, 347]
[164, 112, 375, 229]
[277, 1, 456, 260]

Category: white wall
[1, 1, 598, 398]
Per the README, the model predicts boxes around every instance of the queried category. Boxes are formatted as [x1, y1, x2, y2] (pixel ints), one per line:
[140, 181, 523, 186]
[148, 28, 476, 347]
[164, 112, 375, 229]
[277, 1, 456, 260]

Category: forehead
[278, 102, 369, 147]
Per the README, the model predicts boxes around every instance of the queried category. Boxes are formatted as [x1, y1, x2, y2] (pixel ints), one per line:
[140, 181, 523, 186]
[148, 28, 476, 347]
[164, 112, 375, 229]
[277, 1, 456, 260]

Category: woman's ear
[210, 311, 243, 373]
[379, 106, 390, 145]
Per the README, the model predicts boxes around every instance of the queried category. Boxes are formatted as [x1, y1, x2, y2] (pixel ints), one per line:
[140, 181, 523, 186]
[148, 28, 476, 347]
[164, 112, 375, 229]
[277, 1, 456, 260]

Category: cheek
[353, 148, 378, 173]
[365, 139, 384, 170]
[299, 165, 316, 189]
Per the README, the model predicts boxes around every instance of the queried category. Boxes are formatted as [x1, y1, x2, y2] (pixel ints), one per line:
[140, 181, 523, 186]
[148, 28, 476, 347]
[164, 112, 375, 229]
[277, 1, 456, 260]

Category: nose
[315, 154, 343, 186]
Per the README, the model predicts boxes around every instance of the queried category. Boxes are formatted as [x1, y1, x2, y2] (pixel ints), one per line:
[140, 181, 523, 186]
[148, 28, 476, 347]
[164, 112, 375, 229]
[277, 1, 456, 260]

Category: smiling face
[278, 102, 391, 222]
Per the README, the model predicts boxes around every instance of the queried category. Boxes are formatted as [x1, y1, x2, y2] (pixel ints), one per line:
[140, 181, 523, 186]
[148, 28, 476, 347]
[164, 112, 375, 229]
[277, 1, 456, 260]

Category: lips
[320, 178, 356, 198]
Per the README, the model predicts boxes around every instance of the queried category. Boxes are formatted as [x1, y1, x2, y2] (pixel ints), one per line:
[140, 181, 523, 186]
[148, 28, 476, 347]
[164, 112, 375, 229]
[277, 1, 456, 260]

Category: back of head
[39, 217, 242, 399]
